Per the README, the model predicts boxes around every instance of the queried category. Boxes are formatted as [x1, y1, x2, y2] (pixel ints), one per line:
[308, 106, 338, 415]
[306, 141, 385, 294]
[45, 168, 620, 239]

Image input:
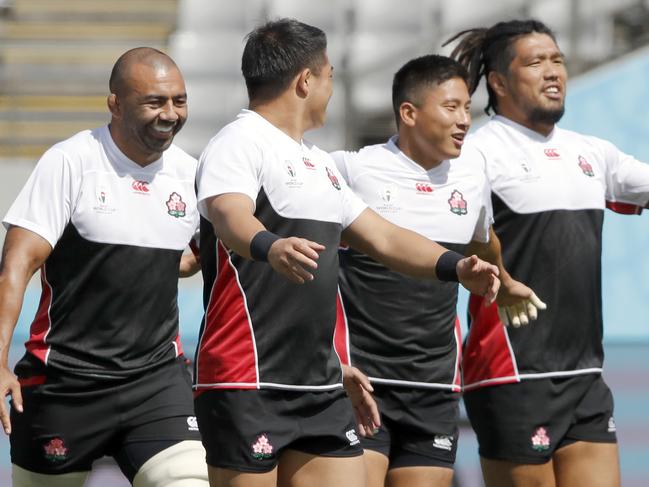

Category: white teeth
[153, 124, 174, 133]
[545, 87, 559, 93]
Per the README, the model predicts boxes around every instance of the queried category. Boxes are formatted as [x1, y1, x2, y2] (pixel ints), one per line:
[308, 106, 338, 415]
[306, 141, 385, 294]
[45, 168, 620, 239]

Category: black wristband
[435, 250, 463, 282]
[250, 230, 280, 262]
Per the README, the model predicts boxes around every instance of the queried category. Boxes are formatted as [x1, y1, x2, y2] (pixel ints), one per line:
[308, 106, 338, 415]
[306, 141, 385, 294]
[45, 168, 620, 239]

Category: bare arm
[0, 226, 52, 434]
[342, 208, 500, 301]
[179, 251, 201, 278]
[467, 227, 546, 326]
[204, 193, 325, 284]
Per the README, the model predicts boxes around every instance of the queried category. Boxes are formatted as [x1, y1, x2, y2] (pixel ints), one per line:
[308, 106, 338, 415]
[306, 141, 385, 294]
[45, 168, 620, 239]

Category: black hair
[444, 19, 557, 114]
[392, 54, 469, 126]
[242, 18, 327, 102]
[109, 47, 175, 95]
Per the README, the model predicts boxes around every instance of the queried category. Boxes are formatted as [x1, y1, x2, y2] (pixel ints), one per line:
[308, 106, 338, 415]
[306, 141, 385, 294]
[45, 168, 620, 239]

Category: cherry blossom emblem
[531, 426, 551, 451]
[166, 192, 186, 218]
[43, 437, 68, 463]
[251, 434, 274, 460]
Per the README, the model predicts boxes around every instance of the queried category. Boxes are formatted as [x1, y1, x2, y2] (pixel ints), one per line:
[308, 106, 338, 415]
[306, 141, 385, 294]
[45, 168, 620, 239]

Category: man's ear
[399, 101, 418, 128]
[107, 93, 120, 118]
[295, 68, 311, 99]
[487, 71, 507, 98]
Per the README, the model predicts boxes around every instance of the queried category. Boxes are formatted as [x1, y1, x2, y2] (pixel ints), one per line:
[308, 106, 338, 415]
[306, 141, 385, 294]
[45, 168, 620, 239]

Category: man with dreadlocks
[446, 19, 649, 487]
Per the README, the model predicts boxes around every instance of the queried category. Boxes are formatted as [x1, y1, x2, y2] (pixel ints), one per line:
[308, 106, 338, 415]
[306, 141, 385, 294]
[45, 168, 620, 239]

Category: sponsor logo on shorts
[531, 426, 551, 451]
[251, 434, 274, 460]
[578, 155, 595, 177]
[448, 189, 468, 215]
[166, 192, 186, 218]
[326, 167, 341, 190]
[608, 417, 616, 433]
[433, 435, 453, 451]
[187, 416, 199, 432]
[346, 429, 360, 446]
[43, 437, 68, 463]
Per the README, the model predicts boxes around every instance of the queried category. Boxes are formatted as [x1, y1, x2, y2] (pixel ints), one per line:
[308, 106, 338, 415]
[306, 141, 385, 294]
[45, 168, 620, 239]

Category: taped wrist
[435, 250, 463, 282]
[250, 231, 280, 262]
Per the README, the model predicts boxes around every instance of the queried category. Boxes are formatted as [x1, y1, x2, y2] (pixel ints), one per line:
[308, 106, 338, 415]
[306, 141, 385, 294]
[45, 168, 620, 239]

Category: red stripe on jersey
[174, 334, 184, 357]
[18, 375, 46, 387]
[606, 201, 643, 215]
[333, 290, 351, 366]
[195, 241, 257, 388]
[25, 266, 53, 364]
[462, 294, 518, 389]
[452, 316, 462, 391]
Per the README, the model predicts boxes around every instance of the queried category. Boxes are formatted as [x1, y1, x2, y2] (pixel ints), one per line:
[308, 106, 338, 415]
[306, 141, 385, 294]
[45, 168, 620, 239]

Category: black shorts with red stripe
[10, 354, 201, 479]
[194, 388, 363, 472]
[464, 374, 617, 464]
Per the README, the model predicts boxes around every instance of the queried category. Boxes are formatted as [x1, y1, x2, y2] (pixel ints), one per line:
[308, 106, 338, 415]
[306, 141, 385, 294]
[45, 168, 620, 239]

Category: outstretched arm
[0, 226, 52, 434]
[342, 208, 500, 302]
[203, 193, 325, 284]
[466, 227, 546, 326]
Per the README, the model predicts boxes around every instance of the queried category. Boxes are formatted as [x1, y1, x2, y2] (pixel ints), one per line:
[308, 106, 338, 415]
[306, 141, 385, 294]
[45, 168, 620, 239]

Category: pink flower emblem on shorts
[531, 426, 551, 451]
[43, 437, 68, 462]
[251, 434, 274, 460]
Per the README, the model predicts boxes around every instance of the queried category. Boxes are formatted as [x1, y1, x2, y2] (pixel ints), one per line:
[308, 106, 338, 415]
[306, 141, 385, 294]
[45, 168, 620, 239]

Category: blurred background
[0, 0, 648, 485]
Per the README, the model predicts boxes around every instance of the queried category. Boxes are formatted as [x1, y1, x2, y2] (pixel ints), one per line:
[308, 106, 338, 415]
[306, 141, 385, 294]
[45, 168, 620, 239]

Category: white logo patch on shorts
[346, 429, 360, 446]
[433, 435, 453, 451]
[608, 417, 616, 433]
[187, 416, 199, 431]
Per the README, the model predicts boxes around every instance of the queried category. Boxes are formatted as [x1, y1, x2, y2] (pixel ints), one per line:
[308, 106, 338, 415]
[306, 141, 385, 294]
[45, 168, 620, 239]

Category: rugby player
[0, 48, 208, 487]
[194, 19, 501, 487]
[447, 19, 649, 487]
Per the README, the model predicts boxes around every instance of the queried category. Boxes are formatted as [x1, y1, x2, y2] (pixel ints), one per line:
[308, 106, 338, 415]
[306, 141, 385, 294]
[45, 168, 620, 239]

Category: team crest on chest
[577, 155, 595, 177]
[326, 167, 341, 190]
[43, 437, 68, 463]
[166, 192, 186, 218]
[448, 189, 467, 215]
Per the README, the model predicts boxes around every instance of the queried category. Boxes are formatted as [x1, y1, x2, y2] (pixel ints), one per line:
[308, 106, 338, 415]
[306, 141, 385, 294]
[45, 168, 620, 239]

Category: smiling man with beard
[0, 48, 208, 487]
[446, 19, 649, 487]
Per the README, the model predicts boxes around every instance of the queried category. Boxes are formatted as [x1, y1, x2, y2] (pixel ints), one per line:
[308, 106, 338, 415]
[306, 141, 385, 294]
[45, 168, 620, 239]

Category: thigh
[387, 466, 454, 487]
[480, 457, 556, 487]
[553, 441, 620, 487]
[208, 465, 278, 487]
[277, 449, 365, 487]
[363, 449, 389, 487]
[10, 376, 116, 475]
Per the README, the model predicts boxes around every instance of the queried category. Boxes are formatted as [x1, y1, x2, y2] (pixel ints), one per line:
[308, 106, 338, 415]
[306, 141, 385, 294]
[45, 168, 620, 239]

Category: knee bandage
[133, 440, 209, 487]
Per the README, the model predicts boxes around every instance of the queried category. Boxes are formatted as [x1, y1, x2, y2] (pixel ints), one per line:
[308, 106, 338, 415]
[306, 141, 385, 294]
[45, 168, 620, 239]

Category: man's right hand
[457, 254, 501, 304]
[267, 237, 325, 284]
[0, 364, 22, 434]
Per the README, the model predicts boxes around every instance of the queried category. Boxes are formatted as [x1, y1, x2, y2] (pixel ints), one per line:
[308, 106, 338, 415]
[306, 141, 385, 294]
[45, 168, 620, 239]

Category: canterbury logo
[415, 183, 433, 193]
[543, 148, 560, 158]
[132, 180, 150, 193]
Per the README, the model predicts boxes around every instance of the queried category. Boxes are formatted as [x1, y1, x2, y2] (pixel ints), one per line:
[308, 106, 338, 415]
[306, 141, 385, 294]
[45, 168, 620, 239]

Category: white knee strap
[133, 440, 209, 487]
[12, 464, 88, 487]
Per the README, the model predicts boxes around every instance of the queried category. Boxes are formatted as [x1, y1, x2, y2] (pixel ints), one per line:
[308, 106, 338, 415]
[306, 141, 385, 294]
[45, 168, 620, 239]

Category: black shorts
[10, 356, 201, 479]
[361, 385, 459, 469]
[464, 374, 617, 464]
[194, 388, 363, 473]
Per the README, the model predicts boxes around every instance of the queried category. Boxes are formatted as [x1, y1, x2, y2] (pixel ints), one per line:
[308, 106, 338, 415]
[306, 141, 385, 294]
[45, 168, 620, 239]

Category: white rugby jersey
[464, 115, 649, 390]
[194, 109, 367, 392]
[332, 136, 492, 390]
[4, 126, 199, 379]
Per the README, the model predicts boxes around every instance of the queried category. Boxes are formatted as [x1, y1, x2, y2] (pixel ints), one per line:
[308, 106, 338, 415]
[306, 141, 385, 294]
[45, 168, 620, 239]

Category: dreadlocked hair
[443, 20, 556, 115]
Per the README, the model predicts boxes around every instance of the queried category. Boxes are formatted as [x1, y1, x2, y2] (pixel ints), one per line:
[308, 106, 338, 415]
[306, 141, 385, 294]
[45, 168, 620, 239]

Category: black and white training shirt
[464, 115, 649, 390]
[3, 126, 199, 380]
[332, 136, 492, 391]
[194, 109, 367, 392]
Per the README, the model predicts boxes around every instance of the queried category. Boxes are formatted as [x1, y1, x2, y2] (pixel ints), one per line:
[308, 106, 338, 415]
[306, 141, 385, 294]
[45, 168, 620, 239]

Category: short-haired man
[0, 48, 208, 486]
[447, 19, 649, 487]
[194, 19, 500, 487]
[332, 54, 543, 487]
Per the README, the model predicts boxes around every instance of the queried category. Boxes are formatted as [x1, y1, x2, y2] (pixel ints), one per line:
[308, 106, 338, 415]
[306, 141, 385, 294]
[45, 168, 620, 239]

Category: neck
[108, 123, 160, 167]
[496, 109, 554, 137]
[396, 132, 443, 171]
[249, 96, 308, 143]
